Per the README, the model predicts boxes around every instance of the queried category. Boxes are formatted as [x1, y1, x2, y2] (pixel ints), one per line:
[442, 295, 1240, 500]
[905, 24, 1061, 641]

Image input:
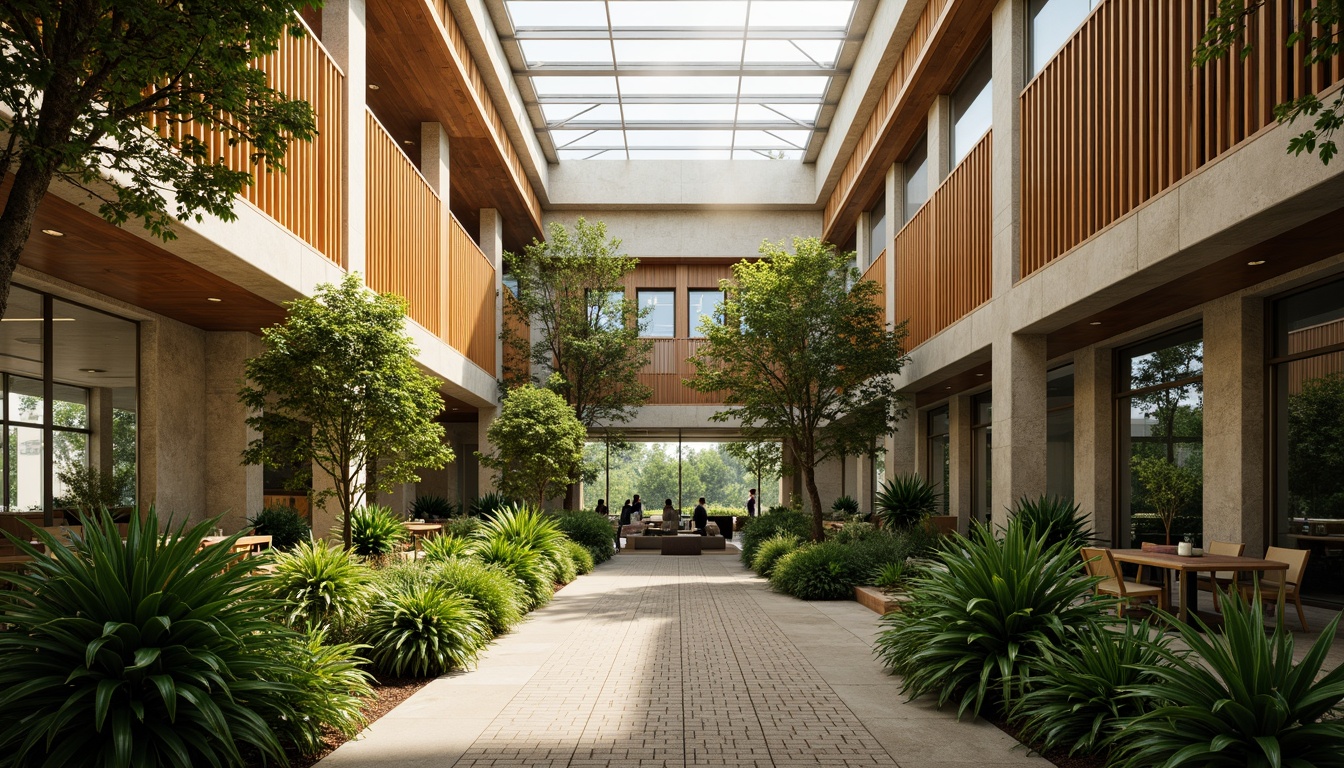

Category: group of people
[595, 488, 761, 536]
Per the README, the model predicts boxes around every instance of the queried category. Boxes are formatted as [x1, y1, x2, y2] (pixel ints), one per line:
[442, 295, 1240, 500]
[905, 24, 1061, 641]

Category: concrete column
[1073, 347, 1114, 544]
[420, 122, 450, 206]
[927, 96, 953, 186]
[991, 0, 1026, 296]
[948, 395, 973, 532]
[322, 0, 367, 276]
[1202, 296, 1266, 554]
[913, 406, 929, 477]
[478, 207, 505, 496]
[991, 333, 1047, 520]
[204, 332, 265, 533]
[137, 319, 207, 522]
[310, 464, 342, 540]
[888, 415, 917, 478]
[884, 163, 899, 322]
[89, 387, 115, 473]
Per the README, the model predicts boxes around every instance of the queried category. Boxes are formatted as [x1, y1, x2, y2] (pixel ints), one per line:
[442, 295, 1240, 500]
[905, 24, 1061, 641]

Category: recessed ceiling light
[368, 83, 380, 90]
[945, 386, 953, 390]
[976, 373, 985, 377]
[40, 229, 63, 237]
[402, 139, 415, 145]
[82, 368, 105, 374]
[1089, 321, 1102, 326]
[206, 297, 222, 302]
[1247, 259, 1266, 266]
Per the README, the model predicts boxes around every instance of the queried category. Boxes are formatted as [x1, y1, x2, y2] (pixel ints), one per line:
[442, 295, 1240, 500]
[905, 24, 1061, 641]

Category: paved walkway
[321, 552, 1047, 768]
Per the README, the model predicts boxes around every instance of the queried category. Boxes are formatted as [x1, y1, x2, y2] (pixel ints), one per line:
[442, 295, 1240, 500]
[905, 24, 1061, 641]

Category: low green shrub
[469, 491, 513, 519]
[344, 504, 407, 560]
[554, 510, 615, 564]
[473, 536, 553, 609]
[1010, 495, 1092, 550]
[849, 527, 937, 582]
[750, 533, 801, 577]
[248, 504, 311, 551]
[421, 533, 476, 562]
[372, 559, 437, 593]
[873, 560, 907, 590]
[829, 495, 859, 519]
[562, 539, 596, 575]
[443, 516, 483, 539]
[551, 546, 579, 585]
[768, 541, 866, 600]
[409, 494, 458, 520]
[478, 505, 566, 554]
[269, 539, 374, 632]
[874, 520, 1106, 718]
[362, 583, 489, 677]
[829, 521, 878, 545]
[874, 474, 940, 529]
[1110, 590, 1344, 768]
[265, 629, 374, 755]
[739, 506, 812, 566]
[432, 558, 526, 636]
[0, 511, 352, 766]
[1010, 619, 1173, 758]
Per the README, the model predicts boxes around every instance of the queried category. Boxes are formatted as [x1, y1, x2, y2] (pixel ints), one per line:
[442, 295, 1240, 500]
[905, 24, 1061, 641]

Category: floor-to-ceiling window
[1116, 326, 1204, 547]
[903, 137, 929, 223]
[1027, 0, 1101, 76]
[950, 46, 992, 169]
[971, 392, 992, 524]
[1272, 277, 1344, 604]
[926, 406, 950, 515]
[1046, 364, 1075, 499]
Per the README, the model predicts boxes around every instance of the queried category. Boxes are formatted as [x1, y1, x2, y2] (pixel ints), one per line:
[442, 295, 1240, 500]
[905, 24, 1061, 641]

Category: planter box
[855, 586, 907, 615]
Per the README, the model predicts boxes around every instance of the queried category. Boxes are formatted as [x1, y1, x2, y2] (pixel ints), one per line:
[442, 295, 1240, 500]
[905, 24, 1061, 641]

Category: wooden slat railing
[861, 249, 887, 314]
[447, 214, 498, 375]
[895, 133, 992, 349]
[146, 19, 345, 265]
[1021, 0, 1344, 277]
[502, 289, 530, 381]
[366, 109, 443, 340]
[642, 338, 724, 405]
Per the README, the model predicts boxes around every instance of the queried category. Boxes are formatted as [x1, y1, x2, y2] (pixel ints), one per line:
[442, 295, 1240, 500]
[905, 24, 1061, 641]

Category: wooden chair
[1241, 546, 1311, 632]
[1196, 540, 1245, 612]
[1081, 547, 1168, 616]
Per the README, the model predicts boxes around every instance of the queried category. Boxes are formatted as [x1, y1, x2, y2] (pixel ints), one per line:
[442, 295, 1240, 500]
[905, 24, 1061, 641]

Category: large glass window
[1028, 0, 1099, 76]
[588, 289, 625, 331]
[1046, 365, 1075, 500]
[971, 392, 992, 524]
[867, 194, 886, 261]
[687, 290, 723, 338]
[926, 406, 950, 515]
[638, 290, 675, 337]
[903, 137, 929, 223]
[1272, 278, 1344, 604]
[951, 46, 993, 168]
[1116, 327, 1204, 548]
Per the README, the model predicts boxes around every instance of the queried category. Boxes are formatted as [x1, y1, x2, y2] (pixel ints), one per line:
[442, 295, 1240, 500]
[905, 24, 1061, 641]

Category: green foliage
[1110, 590, 1344, 768]
[361, 584, 489, 678]
[268, 539, 374, 633]
[1009, 495, 1091, 550]
[768, 541, 866, 600]
[473, 537, 554, 610]
[551, 546, 579, 585]
[478, 385, 588, 507]
[688, 236, 909, 541]
[723, 441, 785, 500]
[1010, 620, 1173, 758]
[53, 462, 135, 515]
[445, 516, 484, 538]
[477, 505, 566, 555]
[342, 505, 408, 560]
[562, 539, 596, 575]
[1130, 456, 1200, 545]
[738, 506, 812, 566]
[240, 274, 454, 549]
[469, 492, 513, 520]
[502, 217, 653, 427]
[0, 510, 344, 766]
[421, 534, 476, 563]
[430, 558, 526, 637]
[1286, 371, 1344, 517]
[409, 494, 458, 520]
[874, 474, 940, 529]
[554, 510, 615, 564]
[830, 495, 859, 518]
[248, 504, 311, 551]
[265, 630, 374, 756]
[849, 527, 937, 582]
[583, 441, 783, 514]
[750, 533, 801, 577]
[874, 520, 1106, 719]
[0, 0, 318, 319]
[873, 561, 907, 590]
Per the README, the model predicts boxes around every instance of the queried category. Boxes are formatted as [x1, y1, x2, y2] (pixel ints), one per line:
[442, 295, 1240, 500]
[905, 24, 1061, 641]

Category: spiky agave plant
[362, 583, 489, 678]
[874, 474, 940, 529]
[269, 538, 374, 632]
[431, 557, 527, 636]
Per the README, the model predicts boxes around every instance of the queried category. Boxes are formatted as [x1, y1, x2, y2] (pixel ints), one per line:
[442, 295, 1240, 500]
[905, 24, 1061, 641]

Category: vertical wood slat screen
[365, 110, 442, 339]
[861, 250, 887, 316]
[639, 339, 723, 405]
[447, 214, 498, 375]
[502, 290, 530, 382]
[895, 134, 992, 349]
[823, 0, 952, 235]
[1021, 0, 1344, 277]
[146, 20, 345, 265]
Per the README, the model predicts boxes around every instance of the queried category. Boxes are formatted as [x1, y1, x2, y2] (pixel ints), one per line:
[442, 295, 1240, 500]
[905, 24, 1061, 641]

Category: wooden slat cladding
[895, 134, 992, 349]
[502, 290, 530, 382]
[861, 250, 887, 313]
[640, 339, 724, 405]
[1287, 316, 1344, 356]
[447, 214, 498, 375]
[1020, 0, 1344, 277]
[146, 20, 345, 265]
[366, 110, 443, 338]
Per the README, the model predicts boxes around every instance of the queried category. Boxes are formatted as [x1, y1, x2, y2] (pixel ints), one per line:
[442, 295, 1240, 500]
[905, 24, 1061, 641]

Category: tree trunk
[564, 481, 579, 510]
[803, 460, 824, 542]
[0, 157, 61, 321]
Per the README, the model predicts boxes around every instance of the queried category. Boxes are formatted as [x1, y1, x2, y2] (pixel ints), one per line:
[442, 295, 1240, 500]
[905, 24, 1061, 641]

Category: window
[638, 290, 675, 337]
[687, 290, 723, 338]
[903, 136, 929, 223]
[971, 392, 992, 524]
[926, 406, 950, 515]
[1028, 0, 1099, 76]
[1046, 365, 1075, 500]
[950, 46, 992, 168]
[588, 289, 625, 331]
[1116, 326, 1203, 548]
[867, 194, 886, 261]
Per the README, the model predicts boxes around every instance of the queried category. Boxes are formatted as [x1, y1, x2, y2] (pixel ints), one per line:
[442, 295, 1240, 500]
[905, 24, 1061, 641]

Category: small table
[1109, 549, 1288, 623]
[404, 523, 443, 559]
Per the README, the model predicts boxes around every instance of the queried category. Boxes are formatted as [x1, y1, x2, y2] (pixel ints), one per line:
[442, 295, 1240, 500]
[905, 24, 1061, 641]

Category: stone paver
[320, 553, 1046, 768]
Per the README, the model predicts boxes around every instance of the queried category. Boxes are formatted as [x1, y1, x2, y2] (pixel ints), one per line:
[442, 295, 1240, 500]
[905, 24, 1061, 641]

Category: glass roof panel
[739, 76, 829, 95]
[519, 40, 614, 66]
[531, 76, 619, 96]
[749, 1, 855, 28]
[743, 40, 842, 66]
[613, 40, 744, 65]
[619, 76, 741, 96]
[733, 148, 805, 159]
[625, 130, 734, 148]
[541, 103, 624, 125]
[622, 103, 738, 122]
[735, 129, 811, 148]
[508, 1, 609, 27]
[608, 1, 748, 27]
[628, 149, 735, 159]
[557, 148, 619, 159]
[550, 129, 625, 148]
[736, 103, 820, 123]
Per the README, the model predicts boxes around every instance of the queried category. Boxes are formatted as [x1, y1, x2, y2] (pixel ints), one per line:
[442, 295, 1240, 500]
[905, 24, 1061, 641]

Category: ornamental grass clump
[431, 558, 526, 636]
[0, 510, 365, 767]
[421, 533, 476, 562]
[361, 583, 489, 678]
[1110, 589, 1344, 768]
[768, 541, 866, 600]
[473, 536, 554, 609]
[874, 520, 1106, 718]
[739, 506, 811, 565]
[343, 504, 407, 560]
[1009, 494, 1093, 550]
[269, 539, 374, 632]
[874, 473, 940, 529]
[562, 539, 596, 575]
[751, 533, 801, 577]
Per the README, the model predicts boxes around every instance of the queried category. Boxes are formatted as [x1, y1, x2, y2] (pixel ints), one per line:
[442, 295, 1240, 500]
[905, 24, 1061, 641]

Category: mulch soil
[277, 676, 432, 768]
[987, 712, 1107, 768]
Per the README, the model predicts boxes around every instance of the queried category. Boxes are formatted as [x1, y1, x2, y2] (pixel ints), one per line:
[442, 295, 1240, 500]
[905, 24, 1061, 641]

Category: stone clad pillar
[948, 395, 973, 532]
[477, 208, 505, 496]
[322, 0, 367, 277]
[204, 332, 265, 533]
[991, 333, 1047, 521]
[1202, 295, 1266, 554]
[990, 0, 1026, 296]
[1073, 347, 1114, 543]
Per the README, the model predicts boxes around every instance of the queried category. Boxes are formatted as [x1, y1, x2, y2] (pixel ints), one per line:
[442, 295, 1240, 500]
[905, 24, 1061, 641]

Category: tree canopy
[240, 274, 454, 548]
[688, 237, 908, 540]
[478, 385, 587, 508]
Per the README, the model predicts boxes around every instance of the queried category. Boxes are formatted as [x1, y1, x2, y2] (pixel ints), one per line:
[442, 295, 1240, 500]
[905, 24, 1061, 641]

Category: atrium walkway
[320, 553, 1046, 768]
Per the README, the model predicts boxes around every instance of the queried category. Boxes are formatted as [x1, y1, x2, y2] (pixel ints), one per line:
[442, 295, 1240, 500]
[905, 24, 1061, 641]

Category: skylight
[498, 0, 865, 161]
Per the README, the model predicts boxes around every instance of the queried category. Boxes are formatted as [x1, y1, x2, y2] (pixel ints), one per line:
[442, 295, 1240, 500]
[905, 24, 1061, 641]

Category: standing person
[632, 494, 644, 522]
[619, 498, 633, 526]
[747, 488, 758, 517]
[595, 498, 609, 517]
[693, 497, 709, 536]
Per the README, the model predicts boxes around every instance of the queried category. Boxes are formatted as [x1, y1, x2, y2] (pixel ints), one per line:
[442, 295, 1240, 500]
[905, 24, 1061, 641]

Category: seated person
[661, 499, 679, 532]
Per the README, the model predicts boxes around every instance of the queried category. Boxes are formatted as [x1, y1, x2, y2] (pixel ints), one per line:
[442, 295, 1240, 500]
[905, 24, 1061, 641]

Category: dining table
[403, 522, 443, 558]
[1108, 549, 1288, 623]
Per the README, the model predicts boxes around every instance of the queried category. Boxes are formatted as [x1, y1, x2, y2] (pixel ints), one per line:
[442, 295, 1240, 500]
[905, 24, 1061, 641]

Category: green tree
[689, 237, 908, 541]
[1130, 342, 1204, 463]
[724, 441, 783, 511]
[1196, 1, 1343, 164]
[1286, 371, 1344, 517]
[1131, 455, 1201, 545]
[240, 274, 454, 549]
[0, 0, 319, 320]
[502, 218, 653, 507]
[477, 384, 587, 508]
